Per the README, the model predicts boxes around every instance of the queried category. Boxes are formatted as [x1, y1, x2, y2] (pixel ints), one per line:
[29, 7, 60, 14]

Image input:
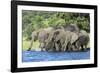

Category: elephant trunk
[27, 39, 34, 51]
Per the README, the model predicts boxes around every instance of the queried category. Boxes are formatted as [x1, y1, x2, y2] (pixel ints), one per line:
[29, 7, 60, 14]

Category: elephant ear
[54, 29, 65, 42]
[70, 32, 79, 44]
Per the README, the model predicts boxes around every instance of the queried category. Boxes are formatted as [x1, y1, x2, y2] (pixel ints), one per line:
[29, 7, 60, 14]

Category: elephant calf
[72, 30, 89, 51]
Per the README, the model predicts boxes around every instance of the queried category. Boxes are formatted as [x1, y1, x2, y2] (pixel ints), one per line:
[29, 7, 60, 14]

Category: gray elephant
[72, 30, 89, 51]
[55, 24, 80, 51]
[64, 24, 80, 34]
[45, 28, 79, 52]
[66, 31, 79, 51]
[38, 28, 54, 51]
[45, 28, 63, 51]
[27, 27, 54, 51]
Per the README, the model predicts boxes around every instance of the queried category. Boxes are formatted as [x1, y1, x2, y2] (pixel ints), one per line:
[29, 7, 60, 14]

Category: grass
[22, 37, 40, 51]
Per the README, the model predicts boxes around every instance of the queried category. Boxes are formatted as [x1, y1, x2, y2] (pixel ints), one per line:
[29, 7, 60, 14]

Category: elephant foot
[67, 49, 72, 52]
[72, 48, 79, 52]
[81, 48, 85, 51]
[80, 48, 86, 52]
[41, 48, 46, 51]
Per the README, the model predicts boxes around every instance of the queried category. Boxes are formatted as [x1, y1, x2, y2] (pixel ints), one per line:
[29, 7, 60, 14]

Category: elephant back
[64, 24, 80, 34]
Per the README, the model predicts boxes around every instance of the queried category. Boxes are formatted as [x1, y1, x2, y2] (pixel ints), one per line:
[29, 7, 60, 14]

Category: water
[22, 49, 90, 62]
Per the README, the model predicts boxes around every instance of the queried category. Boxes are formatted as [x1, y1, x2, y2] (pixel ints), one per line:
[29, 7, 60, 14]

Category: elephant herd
[27, 24, 89, 52]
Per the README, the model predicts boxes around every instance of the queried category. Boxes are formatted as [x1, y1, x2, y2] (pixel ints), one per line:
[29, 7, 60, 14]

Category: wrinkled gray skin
[46, 25, 89, 52]
[64, 25, 89, 51]
[72, 30, 89, 51]
[45, 28, 79, 52]
[45, 39, 55, 51]
[38, 28, 54, 51]
[64, 24, 80, 51]
[45, 24, 80, 52]
[66, 31, 79, 51]
[28, 24, 89, 52]
[44, 29, 57, 51]
[53, 29, 67, 51]
[38, 30, 49, 51]
[27, 27, 53, 51]
[45, 29, 63, 51]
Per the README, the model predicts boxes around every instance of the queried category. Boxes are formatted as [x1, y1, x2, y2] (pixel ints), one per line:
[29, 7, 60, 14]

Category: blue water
[22, 49, 90, 62]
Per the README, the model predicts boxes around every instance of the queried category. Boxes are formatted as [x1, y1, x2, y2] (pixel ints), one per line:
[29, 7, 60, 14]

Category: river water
[22, 49, 90, 62]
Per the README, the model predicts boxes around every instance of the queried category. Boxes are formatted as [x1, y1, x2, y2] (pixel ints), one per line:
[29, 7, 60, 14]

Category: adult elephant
[53, 24, 80, 51]
[66, 31, 79, 51]
[45, 28, 64, 51]
[38, 28, 54, 51]
[27, 27, 54, 51]
[45, 28, 79, 52]
[63, 24, 80, 51]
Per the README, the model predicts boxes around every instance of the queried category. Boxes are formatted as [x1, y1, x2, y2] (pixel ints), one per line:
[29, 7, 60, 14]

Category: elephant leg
[55, 42, 59, 51]
[40, 42, 46, 51]
[62, 40, 68, 51]
[61, 43, 67, 51]
[71, 45, 76, 51]
[83, 44, 88, 51]
[85, 45, 88, 50]
[27, 39, 34, 51]
[72, 42, 79, 51]
[67, 42, 72, 51]
[81, 45, 84, 51]
[61, 44, 64, 51]
[73, 45, 79, 51]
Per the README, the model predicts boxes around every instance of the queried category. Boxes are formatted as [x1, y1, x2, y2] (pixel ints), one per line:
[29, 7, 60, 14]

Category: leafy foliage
[22, 10, 90, 38]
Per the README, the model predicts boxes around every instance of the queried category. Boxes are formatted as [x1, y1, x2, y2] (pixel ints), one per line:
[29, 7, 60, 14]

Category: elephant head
[64, 24, 80, 34]
[27, 27, 53, 51]
[38, 27, 54, 51]
[38, 30, 49, 51]
[27, 30, 39, 51]
[45, 28, 65, 52]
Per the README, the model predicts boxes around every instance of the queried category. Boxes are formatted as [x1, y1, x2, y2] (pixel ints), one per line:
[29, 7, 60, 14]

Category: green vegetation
[22, 10, 90, 38]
